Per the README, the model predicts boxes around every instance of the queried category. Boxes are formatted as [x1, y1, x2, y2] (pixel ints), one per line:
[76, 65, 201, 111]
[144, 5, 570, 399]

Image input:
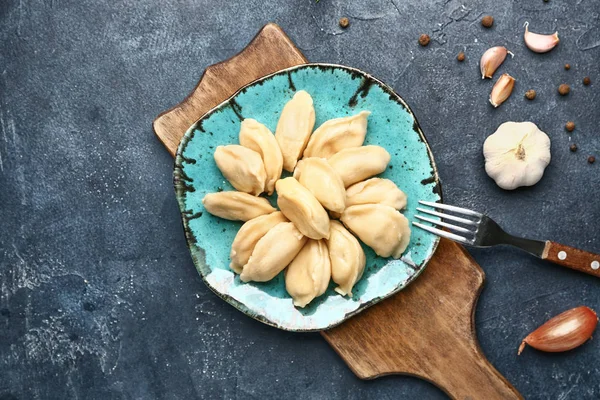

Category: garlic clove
[480, 46, 512, 79]
[523, 22, 559, 53]
[240, 222, 307, 283]
[202, 192, 277, 221]
[285, 239, 331, 308]
[328, 145, 391, 188]
[229, 211, 288, 274]
[239, 118, 283, 195]
[276, 177, 330, 240]
[518, 306, 598, 355]
[489, 73, 516, 108]
[214, 145, 266, 195]
[293, 157, 346, 213]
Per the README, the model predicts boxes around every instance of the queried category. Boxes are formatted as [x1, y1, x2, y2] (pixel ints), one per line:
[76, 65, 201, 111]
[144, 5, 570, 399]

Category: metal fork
[413, 201, 600, 278]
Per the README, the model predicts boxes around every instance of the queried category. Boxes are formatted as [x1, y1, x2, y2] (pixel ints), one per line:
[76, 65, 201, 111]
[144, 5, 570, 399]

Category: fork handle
[542, 241, 600, 277]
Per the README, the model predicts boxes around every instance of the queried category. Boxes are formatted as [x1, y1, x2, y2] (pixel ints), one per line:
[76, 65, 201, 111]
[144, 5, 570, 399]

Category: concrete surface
[1, 0, 599, 399]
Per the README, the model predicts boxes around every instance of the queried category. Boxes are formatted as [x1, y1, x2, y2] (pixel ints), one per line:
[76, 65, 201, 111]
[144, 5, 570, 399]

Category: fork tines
[412, 201, 482, 245]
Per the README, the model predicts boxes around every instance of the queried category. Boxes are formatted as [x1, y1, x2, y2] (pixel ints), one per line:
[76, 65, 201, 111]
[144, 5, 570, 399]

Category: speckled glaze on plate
[174, 63, 441, 332]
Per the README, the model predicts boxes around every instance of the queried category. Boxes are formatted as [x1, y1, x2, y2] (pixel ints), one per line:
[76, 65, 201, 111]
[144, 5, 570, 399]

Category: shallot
[518, 306, 598, 355]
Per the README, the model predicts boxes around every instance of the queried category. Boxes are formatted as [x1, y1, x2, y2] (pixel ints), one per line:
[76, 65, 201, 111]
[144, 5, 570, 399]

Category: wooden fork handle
[542, 241, 600, 277]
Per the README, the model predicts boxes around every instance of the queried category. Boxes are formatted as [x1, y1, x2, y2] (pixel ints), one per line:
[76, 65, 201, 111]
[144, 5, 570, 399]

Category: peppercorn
[418, 34, 430, 47]
[558, 84, 570, 96]
[583, 76, 591, 86]
[457, 52, 465, 62]
[525, 90, 536, 100]
[570, 144, 578, 152]
[565, 121, 575, 132]
[588, 156, 596, 164]
[339, 17, 349, 29]
[481, 16, 494, 28]
[543, 0, 549, 2]
[564, 64, 571, 70]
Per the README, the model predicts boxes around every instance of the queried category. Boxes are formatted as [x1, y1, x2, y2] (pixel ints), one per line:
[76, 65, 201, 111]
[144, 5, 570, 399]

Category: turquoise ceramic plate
[174, 63, 441, 332]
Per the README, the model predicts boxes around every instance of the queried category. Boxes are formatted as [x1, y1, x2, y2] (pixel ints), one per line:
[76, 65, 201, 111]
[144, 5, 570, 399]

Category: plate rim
[174, 62, 443, 332]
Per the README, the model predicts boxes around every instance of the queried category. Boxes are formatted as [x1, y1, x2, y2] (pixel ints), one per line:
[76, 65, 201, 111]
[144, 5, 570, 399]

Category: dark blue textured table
[1, 1, 599, 399]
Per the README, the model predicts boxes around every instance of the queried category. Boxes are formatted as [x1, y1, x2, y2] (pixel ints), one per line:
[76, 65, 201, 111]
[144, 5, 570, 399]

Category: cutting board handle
[438, 347, 520, 399]
[322, 238, 522, 400]
[154, 23, 522, 400]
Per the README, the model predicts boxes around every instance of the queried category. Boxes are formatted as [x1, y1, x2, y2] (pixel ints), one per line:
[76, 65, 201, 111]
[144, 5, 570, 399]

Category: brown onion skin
[519, 306, 598, 355]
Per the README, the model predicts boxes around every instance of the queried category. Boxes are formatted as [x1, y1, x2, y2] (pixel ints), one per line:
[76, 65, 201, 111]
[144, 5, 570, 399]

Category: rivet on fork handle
[542, 242, 600, 278]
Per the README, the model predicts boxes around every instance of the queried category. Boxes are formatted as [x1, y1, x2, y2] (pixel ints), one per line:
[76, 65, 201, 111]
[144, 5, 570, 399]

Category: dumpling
[229, 212, 288, 274]
[214, 145, 266, 195]
[276, 177, 330, 240]
[240, 222, 307, 282]
[285, 239, 331, 308]
[293, 158, 346, 213]
[327, 221, 366, 297]
[303, 111, 371, 159]
[239, 118, 283, 195]
[328, 145, 390, 187]
[202, 192, 276, 221]
[346, 178, 407, 210]
[275, 91, 316, 172]
[340, 204, 411, 259]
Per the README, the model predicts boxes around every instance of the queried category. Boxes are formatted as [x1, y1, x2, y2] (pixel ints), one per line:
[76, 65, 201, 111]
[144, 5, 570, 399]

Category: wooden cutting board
[154, 23, 522, 400]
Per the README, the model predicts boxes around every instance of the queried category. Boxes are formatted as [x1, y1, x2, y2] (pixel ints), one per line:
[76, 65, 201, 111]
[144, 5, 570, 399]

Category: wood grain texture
[154, 23, 521, 399]
[322, 238, 522, 400]
[153, 23, 307, 156]
[543, 241, 600, 278]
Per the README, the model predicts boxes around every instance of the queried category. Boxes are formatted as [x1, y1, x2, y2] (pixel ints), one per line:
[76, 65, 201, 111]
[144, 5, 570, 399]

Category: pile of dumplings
[202, 90, 411, 308]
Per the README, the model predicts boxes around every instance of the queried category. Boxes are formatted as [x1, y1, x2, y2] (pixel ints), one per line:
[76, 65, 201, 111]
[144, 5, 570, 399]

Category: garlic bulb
[303, 111, 371, 159]
[341, 204, 411, 259]
[483, 121, 551, 190]
[230, 211, 288, 273]
[239, 118, 283, 195]
[275, 91, 316, 172]
[293, 157, 346, 213]
[276, 177, 330, 240]
[214, 145, 266, 195]
[285, 239, 331, 307]
[345, 178, 407, 210]
[202, 192, 276, 221]
[240, 222, 307, 282]
[328, 145, 391, 187]
[327, 221, 366, 297]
